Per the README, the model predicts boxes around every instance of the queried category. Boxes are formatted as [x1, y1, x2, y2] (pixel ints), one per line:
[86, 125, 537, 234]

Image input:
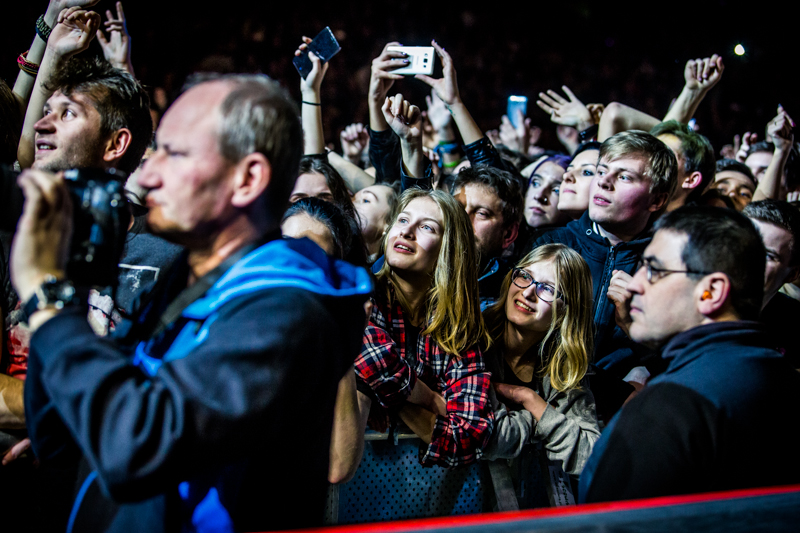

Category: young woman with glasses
[481, 243, 600, 508]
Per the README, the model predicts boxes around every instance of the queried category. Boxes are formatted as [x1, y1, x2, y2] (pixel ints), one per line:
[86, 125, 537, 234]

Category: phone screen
[293, 27, 341, 79]
[507, 96, 528, 129]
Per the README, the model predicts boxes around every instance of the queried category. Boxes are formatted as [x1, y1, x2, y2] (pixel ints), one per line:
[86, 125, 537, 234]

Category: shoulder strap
[142, 233, 276, 340]
[486, 460, 520, 511]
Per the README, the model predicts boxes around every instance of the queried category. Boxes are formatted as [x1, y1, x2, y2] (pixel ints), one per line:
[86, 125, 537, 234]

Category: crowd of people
[1, 1, 800, 531]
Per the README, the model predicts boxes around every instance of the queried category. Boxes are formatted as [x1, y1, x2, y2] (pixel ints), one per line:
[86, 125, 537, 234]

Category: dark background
[3, 0, 793, 153]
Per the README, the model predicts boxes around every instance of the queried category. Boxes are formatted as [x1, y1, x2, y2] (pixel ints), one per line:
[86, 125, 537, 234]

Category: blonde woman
[355, 187, 493, 467]
[482, 244, 600, 507]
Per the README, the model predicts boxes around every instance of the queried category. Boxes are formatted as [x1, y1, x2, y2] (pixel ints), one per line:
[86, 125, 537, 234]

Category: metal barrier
[326, 432, 486, 525]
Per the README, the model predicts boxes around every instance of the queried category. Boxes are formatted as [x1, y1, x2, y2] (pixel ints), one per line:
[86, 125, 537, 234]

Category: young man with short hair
[451, 166, 523, 308]
[650, 120, 715, 210]
[743, 199, 800, 366]
[531, 131, 677, 374]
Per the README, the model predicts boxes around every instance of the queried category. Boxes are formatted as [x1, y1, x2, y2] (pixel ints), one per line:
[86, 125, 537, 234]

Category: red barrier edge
[262, 484, 800, 533]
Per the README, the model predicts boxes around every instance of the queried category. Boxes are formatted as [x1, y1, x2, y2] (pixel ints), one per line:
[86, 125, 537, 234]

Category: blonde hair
[377, 188, 490, 355]
[484, 244, 594, 391]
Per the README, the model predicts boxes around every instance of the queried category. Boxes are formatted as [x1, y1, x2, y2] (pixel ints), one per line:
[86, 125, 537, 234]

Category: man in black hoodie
[529, 131, 677, 417]
[580, 206, 800, 502]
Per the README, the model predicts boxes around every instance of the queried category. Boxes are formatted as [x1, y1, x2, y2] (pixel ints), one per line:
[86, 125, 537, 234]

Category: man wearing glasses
[580, 206, 800, 502]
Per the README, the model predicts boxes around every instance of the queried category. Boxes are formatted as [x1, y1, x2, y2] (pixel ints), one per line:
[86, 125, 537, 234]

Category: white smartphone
[387, 46, 435, 76]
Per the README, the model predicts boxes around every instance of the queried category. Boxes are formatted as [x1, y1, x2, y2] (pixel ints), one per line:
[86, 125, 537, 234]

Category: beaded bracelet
[36, 14, 52, 42]
[17, 50, 39, 76]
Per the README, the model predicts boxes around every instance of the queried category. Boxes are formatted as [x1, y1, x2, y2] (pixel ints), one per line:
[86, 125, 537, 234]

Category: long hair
[377, 188, 490, 355]
[484, 244, 593, 391]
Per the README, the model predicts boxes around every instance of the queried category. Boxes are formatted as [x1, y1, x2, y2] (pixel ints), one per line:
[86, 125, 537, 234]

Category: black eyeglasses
[511, 268, 563, 303]
[636, 257, 712, 284]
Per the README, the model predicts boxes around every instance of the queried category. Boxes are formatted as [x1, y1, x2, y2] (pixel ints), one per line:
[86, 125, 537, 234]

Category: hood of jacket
[182, 237, 373, 320]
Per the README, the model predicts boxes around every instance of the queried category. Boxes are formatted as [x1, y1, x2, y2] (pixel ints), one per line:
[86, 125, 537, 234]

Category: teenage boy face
[589, 155, 660, 231]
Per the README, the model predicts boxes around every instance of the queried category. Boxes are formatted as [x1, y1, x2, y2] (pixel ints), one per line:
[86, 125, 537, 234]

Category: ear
[102, 128, 132, 166]
[648, 191, 670, 213]
[230, 153, 272, 209]
[501, 221, 519, 250]
[682, 171, 703, 190]
[696, 272, 732, 318]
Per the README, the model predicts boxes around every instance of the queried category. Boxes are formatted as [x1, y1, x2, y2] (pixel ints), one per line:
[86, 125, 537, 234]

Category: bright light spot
[734, 44, 745, 56]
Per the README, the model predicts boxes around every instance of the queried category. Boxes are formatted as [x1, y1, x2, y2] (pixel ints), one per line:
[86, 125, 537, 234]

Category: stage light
[734, 44, 745, 56]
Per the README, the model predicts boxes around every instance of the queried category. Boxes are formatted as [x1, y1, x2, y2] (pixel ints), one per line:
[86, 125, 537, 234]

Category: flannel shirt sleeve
[421, 346, 494, 467]
[354, 320, 417, 409]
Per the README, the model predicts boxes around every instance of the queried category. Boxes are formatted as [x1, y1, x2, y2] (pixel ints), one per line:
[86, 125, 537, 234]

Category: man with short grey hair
[12, 74, 372, 532]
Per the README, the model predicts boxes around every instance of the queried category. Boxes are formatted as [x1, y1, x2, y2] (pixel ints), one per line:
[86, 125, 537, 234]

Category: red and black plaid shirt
[355, 291, 493, 468]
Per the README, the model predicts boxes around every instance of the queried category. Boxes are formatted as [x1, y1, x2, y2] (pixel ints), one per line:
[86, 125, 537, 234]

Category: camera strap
[144, 232, 277, 340]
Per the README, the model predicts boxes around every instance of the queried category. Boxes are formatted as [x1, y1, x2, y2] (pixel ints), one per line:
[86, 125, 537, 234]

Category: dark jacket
[580, 321, 800, 503]
[25, 238, 372, 532]
[530, 212, 652, 377]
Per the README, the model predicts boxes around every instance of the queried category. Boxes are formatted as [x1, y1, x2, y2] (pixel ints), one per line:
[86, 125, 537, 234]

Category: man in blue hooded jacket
[11, 74, 372, 532]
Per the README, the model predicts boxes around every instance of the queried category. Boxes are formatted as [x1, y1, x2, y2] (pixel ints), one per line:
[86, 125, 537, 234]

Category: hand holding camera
[11, 169, 73, 305]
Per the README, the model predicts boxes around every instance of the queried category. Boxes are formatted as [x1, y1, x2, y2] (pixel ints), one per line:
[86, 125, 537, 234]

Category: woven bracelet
[36, 15, 52, 42]
[17, 50, 39, 76]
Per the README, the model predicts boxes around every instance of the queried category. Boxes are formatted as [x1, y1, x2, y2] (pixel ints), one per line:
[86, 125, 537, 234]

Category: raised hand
[340, 123, 369, 164]
[369, 42, 407, 104]
[736, 132, 758, 163]
[382, 94, 422, 142]
[684, 54, 724, 93]
[295, 36, 329, 97]
[607, 270, 633, 336]
[416, 40, 460, 107]
[96, 1, 133, 74]
[48, 7, 101, 60]
[425, 90, 452, 132]
[499, 111, 533, 153]
[536, 86, 594, 131]
[768, 105, 795, 152]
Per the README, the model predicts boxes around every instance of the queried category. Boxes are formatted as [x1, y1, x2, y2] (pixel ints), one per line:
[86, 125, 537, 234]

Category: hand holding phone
[293, 27, 341, 80]
[386, 46, 435, 76]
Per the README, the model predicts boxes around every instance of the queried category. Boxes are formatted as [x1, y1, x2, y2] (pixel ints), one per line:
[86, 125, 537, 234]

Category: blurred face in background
[558, 149, 598, 219]
[525, 161, 570, 228]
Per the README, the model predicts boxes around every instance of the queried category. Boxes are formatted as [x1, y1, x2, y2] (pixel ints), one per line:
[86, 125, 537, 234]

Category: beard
[33, 136, 107, 173]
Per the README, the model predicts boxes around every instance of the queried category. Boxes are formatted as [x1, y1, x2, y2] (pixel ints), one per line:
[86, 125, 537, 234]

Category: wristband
[17, 51, 39, 76]
[302, 101, 321, 106]
[35, 15, 52, 42]
[578, 124, 599, 143]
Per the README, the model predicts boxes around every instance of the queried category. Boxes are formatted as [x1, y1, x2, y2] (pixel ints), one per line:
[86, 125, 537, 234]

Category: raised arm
[12, 0, 100, 108]
[598, 102, 660, 142]
[367, 43, 406, 183]
[294, 36, 330, 155]
[96, 1, 134, 76]
[753, 106, 795, 202]
[663, 54, 724, 125]
[17, 7, 101, 169]
[382, 93, 427, 179]
[416, 40, 483, 145]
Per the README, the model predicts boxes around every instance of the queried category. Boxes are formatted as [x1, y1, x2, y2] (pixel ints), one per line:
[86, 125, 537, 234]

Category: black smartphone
[293, 27, 341, 79]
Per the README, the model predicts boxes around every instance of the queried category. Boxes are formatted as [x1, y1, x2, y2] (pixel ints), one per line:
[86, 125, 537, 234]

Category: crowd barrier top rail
[267, 483, 800, 533]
